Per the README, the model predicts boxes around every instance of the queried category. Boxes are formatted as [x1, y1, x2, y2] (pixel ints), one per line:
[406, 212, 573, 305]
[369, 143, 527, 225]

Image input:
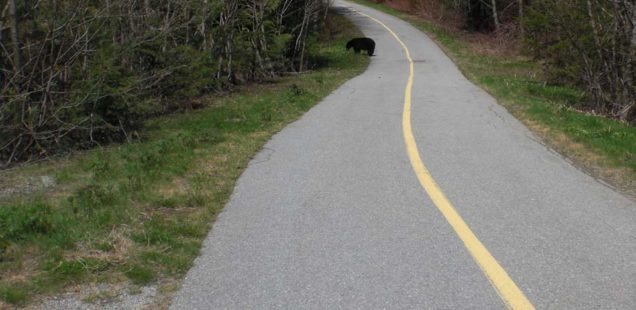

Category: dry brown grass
[64, 228, 134, 264]
[2, 254, 39, 283]
[157, 178, 189, 198]
[463, 26, 521, 57]
[524, 118, 635, 199]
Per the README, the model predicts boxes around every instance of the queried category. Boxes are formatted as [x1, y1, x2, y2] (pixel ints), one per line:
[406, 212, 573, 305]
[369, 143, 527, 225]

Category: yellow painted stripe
[349, 7, 534, 310]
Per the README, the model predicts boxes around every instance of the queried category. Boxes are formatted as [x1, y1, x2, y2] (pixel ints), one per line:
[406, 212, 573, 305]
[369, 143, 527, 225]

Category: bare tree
[8, 0, 20, 73]
[489, 0, 500, 31]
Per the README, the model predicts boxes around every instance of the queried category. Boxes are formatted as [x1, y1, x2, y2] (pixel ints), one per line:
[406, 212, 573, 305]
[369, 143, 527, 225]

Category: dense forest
[379, 0, 635, 121]
[0, 0, 330, 166]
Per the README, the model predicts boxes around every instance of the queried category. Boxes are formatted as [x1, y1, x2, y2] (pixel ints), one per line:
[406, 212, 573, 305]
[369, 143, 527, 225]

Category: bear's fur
[346, 37, 375, 56]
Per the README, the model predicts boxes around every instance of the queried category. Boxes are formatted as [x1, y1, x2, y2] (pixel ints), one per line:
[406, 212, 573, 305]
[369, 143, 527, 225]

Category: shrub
[525, 0, 635, 120]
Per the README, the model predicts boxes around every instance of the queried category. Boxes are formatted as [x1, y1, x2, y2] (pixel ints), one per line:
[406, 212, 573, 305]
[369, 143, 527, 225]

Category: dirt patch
[25, 282, 168, 310]
[0, 175, 57, 200]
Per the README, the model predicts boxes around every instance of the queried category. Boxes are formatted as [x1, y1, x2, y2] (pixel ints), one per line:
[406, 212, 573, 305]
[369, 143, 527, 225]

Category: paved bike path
[171, 2, 636, 308]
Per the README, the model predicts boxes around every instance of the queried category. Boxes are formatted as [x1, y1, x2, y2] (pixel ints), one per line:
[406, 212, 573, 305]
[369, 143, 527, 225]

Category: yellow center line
[349, 6, 534, 310]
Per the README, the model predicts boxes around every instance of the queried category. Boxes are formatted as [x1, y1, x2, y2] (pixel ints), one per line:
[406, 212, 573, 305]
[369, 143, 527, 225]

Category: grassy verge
[352, 0, 635, 196]
[0, 11, 368, 306]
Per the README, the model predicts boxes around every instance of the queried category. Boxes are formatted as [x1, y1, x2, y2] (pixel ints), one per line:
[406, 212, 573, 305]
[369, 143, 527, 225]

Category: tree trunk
[8, 0, 21, 73]
[518, 0, 524, 38]
[619, 0, 635, 120]
[632, 0, 636, 47]
[490, 0, 500, 31]
[201, 0, 208, 48]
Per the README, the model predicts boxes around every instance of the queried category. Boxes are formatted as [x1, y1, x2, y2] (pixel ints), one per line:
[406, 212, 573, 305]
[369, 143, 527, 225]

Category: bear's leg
[354, 48, 360, 54]
[368, 47, 374, 56]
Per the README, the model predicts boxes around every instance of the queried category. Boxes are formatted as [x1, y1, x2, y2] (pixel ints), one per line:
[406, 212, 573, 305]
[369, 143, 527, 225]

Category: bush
[1, 0, 329, 166]
[525, 0, 635, 121]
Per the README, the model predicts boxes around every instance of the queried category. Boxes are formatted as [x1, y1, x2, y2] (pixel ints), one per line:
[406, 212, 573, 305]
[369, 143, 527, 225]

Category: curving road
[171, 1, 636, 309]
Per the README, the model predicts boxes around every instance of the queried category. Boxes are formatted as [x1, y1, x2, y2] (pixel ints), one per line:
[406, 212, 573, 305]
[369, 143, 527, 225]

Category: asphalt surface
[171, 1, 636, 309]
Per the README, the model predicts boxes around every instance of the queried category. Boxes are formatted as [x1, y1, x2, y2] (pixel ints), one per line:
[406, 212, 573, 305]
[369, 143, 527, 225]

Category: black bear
[346, 37, 375, 56]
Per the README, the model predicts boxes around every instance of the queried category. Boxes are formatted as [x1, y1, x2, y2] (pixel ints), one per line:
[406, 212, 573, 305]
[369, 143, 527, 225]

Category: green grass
[123, 264, 156, 285]
[0, 284, 29, 304]
[0, 11, 368, 305]
[351, 0, 635, 192]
